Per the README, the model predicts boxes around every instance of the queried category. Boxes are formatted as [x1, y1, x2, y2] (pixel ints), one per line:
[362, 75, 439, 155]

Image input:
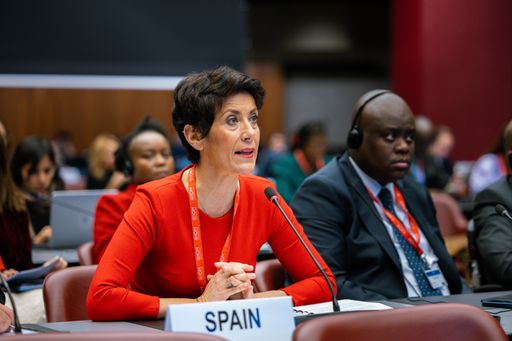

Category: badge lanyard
[187, 165, 240, 291]
[293, 150, 324, 176]
[367, 185, 425, 258]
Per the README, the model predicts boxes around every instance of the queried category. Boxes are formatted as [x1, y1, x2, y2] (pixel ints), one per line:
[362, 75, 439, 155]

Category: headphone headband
[346, 90, 392, 149]
[350, 90, 392, 130]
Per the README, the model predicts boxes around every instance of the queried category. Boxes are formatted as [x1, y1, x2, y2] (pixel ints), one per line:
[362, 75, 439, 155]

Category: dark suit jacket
[290, 153, 462, 300]
[0, 290, 4, 305]
[474, 175, 512, 287]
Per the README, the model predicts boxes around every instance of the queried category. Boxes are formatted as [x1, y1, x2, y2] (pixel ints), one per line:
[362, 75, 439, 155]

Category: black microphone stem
[0, 273, 22, 333]
[270, 197, 340, 312]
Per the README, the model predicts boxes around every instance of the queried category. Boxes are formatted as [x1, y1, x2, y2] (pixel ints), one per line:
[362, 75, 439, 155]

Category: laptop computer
[48, 189, 118, 248]
[481, 293, 512, 309]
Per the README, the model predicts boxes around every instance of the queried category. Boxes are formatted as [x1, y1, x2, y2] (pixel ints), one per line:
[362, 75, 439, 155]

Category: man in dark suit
[291, 90, 463, 300]
[474, 120, 512, 287]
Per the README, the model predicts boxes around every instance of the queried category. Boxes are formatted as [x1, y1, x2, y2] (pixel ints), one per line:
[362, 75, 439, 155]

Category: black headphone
[346, 90, 392, 149]
[114, 141, 133, 176]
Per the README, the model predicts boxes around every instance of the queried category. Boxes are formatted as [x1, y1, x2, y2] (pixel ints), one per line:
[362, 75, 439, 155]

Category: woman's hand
[0, 304, 14, 334]
[1, 269, 18, 280]
[198, 262, 255, 302]
[33, 225, 52, 245]
[43, 256, 68, 271]
[215, 262, 255, 300]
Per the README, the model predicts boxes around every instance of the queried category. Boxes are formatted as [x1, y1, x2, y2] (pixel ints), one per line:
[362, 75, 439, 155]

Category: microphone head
[264, 187, 278, 202]
[496, 204, 507, 216]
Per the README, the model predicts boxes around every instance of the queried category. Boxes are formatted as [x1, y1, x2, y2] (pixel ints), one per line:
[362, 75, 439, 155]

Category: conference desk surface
[34, 291, 512, 337]
[32, 247, 79, 265]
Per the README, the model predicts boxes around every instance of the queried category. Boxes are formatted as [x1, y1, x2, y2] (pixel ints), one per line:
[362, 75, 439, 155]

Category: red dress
[87, 168, 336, 321]
[92, 184, 137, 263]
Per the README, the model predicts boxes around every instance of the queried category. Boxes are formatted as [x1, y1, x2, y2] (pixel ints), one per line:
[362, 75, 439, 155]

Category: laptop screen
[49, 189, 118, 248]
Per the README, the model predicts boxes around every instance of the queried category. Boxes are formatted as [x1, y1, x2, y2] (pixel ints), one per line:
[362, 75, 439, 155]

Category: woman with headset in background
[92, 117, 175, 263]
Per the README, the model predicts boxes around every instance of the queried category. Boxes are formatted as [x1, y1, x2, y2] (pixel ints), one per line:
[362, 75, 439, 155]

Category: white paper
[294, 299, 392, 315]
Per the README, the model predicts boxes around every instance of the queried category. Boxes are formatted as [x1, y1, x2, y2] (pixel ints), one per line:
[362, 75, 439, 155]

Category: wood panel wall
[0, 88, 174, 152]
[0, 64, 285, 153]
[245, 62, 285, 145]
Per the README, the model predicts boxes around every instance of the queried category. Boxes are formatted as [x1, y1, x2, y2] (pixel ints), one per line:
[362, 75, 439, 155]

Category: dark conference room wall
[0, 0, 246, 75]
[0, 0, 258, 151]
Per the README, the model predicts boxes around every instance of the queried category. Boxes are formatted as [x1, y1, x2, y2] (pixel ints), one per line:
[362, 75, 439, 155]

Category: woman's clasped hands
[199, 262, 256, 302]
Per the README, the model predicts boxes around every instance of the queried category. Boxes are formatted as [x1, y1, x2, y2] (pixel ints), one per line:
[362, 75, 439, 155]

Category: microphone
[0, 273, 22, 333]
[496, 204, 512, 222]
[264, 187, 340, 312]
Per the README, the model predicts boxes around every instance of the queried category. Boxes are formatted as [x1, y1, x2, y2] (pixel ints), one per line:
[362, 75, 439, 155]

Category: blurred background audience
[269, 121, 331, 203]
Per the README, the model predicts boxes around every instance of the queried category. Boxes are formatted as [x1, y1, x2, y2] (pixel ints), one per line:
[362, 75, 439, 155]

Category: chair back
[254, 258, 285, 292]
[430, 190, 468, 237]
[466, 219, 481, 286]
[1, 332, 226, 340]
[467, 219, 505, 291]
[43, 265, 97, 322]
[293, 303, 507, 341]
[77, 241, 95, 265]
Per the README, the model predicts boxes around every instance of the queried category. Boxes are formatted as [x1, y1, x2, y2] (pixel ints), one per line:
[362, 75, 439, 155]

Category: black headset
[346, 90, 392, 149]
[114, 141, 133, 175]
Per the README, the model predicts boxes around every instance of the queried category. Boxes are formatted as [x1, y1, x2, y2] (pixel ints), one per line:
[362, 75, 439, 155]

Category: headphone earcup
[114, 147, 133, 175]
[124, 158, 133, 175]
[347, 127, 363, 149]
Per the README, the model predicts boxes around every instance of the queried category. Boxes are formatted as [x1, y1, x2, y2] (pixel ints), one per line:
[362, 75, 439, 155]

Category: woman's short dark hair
[11, 136, 60, 189]
[172, 66, 265, 164]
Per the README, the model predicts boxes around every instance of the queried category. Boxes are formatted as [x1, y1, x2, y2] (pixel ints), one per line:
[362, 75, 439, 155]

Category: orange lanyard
[293, 150, 324, 175]
[187, 165, 240, 291]
[367, 185, 424, 256]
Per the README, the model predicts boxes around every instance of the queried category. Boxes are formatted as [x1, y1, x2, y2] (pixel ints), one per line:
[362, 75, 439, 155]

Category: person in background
[170, 135, 192, 172]
[10, 136, 64, 245]
[468, 129, 507, 198]
[292, 90, 465, 300]
[424, 126, 467, 198]
[474, 120, 512, 287]
[86, 133, 126, 189]
[1, 136, 66, 323]
[269, 121, 331, 203]
[92, 117, 175, 263]
[87, 66, 335, 321]
[255, 131, 287, 178]
[410, 115, 434, 184]
[0, 121, 6, 144]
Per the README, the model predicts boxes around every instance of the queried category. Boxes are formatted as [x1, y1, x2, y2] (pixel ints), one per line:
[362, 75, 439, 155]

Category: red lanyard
[0, 255, 5, 271]
[294, 150, 324, 175]
[498, 154, 507, 175]
[187, 165, 240, 291]
[367, 185, 424, 256]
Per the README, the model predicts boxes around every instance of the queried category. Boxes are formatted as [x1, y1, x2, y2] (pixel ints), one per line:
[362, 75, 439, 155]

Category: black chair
[467, 219, 504, 292]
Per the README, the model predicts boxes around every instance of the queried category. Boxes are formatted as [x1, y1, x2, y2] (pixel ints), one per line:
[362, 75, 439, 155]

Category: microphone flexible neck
[268, 195, 340, 312]
[0, 273, 22, 333]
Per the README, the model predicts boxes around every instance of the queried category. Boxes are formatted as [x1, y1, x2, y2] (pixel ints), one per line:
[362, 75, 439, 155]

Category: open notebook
[294, 299, 392, 316]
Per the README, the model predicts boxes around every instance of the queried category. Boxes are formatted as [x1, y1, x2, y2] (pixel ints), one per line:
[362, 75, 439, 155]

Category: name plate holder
[165, 296, 295, 341]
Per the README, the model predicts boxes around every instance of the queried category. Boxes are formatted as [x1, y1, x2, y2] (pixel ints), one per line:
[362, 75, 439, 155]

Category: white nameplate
[165, 296, 295, 341]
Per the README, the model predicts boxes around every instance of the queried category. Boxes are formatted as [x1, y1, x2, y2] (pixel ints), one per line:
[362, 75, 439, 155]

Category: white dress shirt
[349, 157, 450, 297]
